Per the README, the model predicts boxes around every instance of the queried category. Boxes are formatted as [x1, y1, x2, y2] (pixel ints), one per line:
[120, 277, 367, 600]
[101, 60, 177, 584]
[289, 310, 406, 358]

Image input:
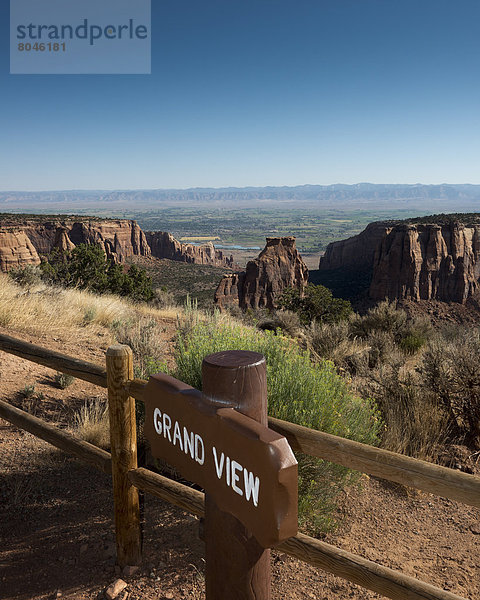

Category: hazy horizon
[2, 182, 480, 194]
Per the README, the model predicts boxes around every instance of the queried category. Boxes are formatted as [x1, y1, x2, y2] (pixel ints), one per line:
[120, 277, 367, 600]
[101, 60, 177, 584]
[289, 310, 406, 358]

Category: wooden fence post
[202, 350, 271, 600]
[106, 344, 142, 568]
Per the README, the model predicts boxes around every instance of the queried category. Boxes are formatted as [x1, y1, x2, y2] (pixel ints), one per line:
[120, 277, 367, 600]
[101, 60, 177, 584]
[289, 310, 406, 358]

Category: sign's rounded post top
[203, 350, 265, 370]
[202, 350, 267, 423]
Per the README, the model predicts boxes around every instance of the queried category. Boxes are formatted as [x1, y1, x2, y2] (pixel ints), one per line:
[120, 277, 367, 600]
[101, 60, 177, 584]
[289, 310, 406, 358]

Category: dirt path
[0, 330, 479, 600]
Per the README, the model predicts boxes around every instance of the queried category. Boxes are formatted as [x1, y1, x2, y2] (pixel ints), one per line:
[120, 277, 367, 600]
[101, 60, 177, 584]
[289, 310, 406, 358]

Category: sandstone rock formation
[146, 231, 235, 268]
[0, 217, 151, 272]
[319, 221, 390, 271]
[320, 218, 480, 304]
[370, 222, 480, 303]
[0, 231, 40, 271]
[214, 237, 308, 310]
[0, 217, 236, 273]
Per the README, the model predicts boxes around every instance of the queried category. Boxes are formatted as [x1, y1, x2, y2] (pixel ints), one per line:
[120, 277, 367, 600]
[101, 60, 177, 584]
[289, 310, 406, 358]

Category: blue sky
[1, 0, 480, 191]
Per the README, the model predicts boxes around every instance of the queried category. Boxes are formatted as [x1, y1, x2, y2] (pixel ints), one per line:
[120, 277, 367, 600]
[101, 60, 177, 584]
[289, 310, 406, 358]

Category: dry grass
[73, 398, 110, 449]
[0, 274, 183, 338]
[0, 275, 129, 335]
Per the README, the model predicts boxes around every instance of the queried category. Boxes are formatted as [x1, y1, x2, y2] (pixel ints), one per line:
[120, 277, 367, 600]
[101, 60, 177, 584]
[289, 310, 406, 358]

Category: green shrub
[40, 244, 154, 302]
[399, 332, 426, 354]
[54, 372, 75, 389]
[172, 317, 381, 533]
[349, 301, 408, 339]
[279, 284, 352, 325]
[22, 384, 36, 398]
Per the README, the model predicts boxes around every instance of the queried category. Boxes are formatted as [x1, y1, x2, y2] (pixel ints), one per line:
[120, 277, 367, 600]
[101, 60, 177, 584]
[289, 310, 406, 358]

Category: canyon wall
[0, 218, 150, 271]
[145, 231, 235, 268]
[370, 222, 480, 303]
[214, 237, 308, 310]
[0, 218, 235, 272]
[319, 221, 390, 271]
[320, 219, 480, 304]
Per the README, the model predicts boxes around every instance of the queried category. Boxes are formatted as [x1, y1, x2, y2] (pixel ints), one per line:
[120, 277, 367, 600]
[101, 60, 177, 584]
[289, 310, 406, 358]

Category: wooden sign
[144, 372, 298, 548]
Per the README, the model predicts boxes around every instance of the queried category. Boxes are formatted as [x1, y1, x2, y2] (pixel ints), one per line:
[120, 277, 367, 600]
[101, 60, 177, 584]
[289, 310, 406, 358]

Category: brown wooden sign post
[203, 351, 275, 600]
[143, 350, 298, 600]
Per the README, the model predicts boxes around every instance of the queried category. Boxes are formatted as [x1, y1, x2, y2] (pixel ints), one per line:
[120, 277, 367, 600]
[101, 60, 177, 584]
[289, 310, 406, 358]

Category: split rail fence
[0, 332, 479, 600]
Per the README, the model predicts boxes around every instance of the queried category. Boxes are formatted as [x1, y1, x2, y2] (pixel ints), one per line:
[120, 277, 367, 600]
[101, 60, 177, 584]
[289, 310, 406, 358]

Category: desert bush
[399, 332, 426, 354]
[307, 320, 369, 374]
[356, 352, 448, 459]
[153, 286, 176, 309]
[54, 372, 75, 389]
[349, 301, 408, 339]
[82, 306, 97, 325]
[8, 265, 43, 287]
[74, 398, 110, 449]
[420, 330, 480, 448]
[279, 284, 352, 325]
[350, 302, 431, 357]
[112, 316, 166, 380]
[257, 310, 302, 337]
[365, 330, 397, 369]
[172, 316, 381, 533]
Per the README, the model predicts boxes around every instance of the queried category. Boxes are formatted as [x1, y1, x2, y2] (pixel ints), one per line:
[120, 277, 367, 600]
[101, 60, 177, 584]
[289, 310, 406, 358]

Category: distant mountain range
[1, 183, 480, 211]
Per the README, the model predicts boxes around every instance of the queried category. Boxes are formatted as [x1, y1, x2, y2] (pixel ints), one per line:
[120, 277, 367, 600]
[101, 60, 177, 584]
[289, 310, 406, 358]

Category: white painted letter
[194, 434, 204, 465]
[184, 427, 194, 459]
[163, 413, 172, 442]
[153, 408, 162, 434]
[226, 456, 231, 486]
[212, 447, 225, 479]
[244, 470, 260, 507]
[173, 421, 183, 451]
[231, 461, 243, 496]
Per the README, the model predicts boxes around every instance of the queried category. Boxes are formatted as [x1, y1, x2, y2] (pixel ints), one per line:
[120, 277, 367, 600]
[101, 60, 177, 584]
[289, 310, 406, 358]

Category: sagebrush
[172, 315, 381, 533]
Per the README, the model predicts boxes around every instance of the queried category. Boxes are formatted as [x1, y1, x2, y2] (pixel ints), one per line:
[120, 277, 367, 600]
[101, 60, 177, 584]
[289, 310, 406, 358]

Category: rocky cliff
[0, 217, 236, 273]
[0, 231, 41, 271]
[145, 231, 235, 268]
[0, 217, 151, 272]
[320, 217, 480, 304]
[214, 237, 308, 310]
[370, 222, 480, 303]
[319, 221, 390, 271]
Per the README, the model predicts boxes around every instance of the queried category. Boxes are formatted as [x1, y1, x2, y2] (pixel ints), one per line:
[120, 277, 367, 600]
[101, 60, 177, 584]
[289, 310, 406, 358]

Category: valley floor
[0, 327, 479, 600]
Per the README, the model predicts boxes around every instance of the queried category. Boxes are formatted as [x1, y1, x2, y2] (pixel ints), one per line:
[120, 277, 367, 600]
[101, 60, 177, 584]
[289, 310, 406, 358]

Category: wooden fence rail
[1, 334, 478, 510]
[0, 332, 476, 600]
[124, 379, 480, 509]
[0, 333, 107, 387]
[0, 399, 467, 600]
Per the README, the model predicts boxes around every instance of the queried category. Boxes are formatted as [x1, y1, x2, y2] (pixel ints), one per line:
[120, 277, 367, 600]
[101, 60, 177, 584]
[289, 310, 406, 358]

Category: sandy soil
[1, 328, 479, 600]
